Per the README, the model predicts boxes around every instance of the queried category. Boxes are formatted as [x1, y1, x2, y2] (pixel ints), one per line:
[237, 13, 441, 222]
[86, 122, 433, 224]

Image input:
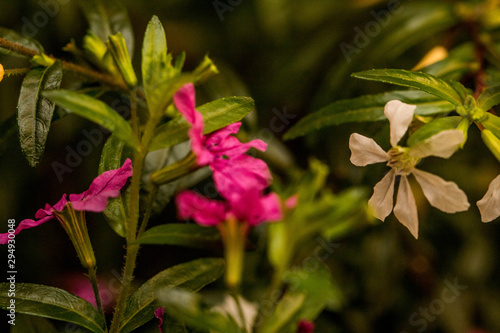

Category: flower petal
[0, 194, 68, 244]
[205, 122, 267, 158]
[384, 100, 416, 147]
[212, 155, 272, 200]
[229, 189, 282, 225]
[154, 307, 165, 333]
[349, 133, 388, 166]
[176, 191, 228, 226]
[477, 174, 500, 222]
[410, 130, 464, 159]
[70, 159, 133, 212]
[393, 175, 419, 239]
[368, 169, 396, 221]
[413, 169, 469, 213]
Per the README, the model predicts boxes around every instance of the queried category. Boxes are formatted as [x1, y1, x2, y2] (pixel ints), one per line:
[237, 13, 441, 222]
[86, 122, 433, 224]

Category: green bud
[108, 32, 138, 87]
[193, 55, 218, 84]
[83, 31, 107, 60]
[150, 152, 200, 185]
[481, 129, 500, 162]
[456, 118, 471, 148]
[31, 53, 55, 67]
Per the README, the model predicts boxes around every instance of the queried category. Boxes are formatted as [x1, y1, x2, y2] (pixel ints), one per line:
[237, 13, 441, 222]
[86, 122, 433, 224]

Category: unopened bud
[481, 129, 500, 162]
[108, 33, 137, 87]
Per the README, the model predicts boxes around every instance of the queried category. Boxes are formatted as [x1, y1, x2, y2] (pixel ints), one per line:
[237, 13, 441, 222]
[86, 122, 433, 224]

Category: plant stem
[87, 266, 107, 331]
[137, 185, 158, 239]
[0, 37, 128, 91]
[230, 291, 248, 333]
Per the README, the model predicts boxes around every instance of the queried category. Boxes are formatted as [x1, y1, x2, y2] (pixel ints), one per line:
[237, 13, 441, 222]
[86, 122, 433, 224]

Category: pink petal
[349, 133, 388, 166]
[413, 169, 469, 213]
[393, 175, 419, 239]
[477, 174, 500, 222]
[384, 100, 416, 147]
[212, 155, 272, 200]
[297, 320, 315, 333]
[368, 170, 396, 221]
[173, 83, 197, 125]
[205, 123, 267, 159]
[285, 195, 299, 209]
[0, 194, 68, 244]
[70, 159, 133, 212]
[176, 191, 228, 226]
[154, 307, 165, 333]
[229, 189, 282, 225]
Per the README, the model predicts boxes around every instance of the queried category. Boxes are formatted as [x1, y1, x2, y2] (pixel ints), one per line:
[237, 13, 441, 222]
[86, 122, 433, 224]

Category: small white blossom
[477, 174, 500, 222]
[349, 100, 469, 238]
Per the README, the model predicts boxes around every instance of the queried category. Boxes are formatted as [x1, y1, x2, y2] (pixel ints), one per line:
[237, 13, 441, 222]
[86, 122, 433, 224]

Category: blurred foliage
[2, 0, 500, 332]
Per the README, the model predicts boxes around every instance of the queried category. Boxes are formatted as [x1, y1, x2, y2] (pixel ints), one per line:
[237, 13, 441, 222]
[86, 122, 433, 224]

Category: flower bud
[0, 63, 4, 82]
[481, 129, 500, 162]
[31, 53, 55, 67]
[193, 55, 218, 84]
[108, 32, 137, 87]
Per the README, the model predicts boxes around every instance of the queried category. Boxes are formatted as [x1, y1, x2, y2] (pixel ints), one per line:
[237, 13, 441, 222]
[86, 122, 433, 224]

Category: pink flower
[297, 320, 315, 333]
[154, 307, 165, 333]
[0, 159, 133, 244]
[174, 83, 272, 198]
[176, 188, 282, 227]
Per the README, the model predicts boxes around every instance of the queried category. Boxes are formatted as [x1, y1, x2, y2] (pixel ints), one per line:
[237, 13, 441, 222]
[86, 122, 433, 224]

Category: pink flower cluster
[0, 159, 133, 244]
[174, 83, 282, 226]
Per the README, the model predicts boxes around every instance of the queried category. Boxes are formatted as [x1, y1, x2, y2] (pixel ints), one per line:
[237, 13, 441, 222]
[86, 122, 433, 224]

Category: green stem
[230, 291, 248, 333]
[4, 68, 30, 77]
[137, 185, 158, 239]
[87, 266, 107, 330]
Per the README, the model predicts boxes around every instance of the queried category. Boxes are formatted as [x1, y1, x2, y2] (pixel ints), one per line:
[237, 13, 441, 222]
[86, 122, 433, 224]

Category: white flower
[477, 174, 500, 222]
[349, 100, 469, 238]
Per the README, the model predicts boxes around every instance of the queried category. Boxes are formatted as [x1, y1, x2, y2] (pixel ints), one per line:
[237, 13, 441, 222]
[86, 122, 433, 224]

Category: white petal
[368, 169, 396, 221]
[410, 130, 464, 159]
[384, 100, 416, 147]
[413, 169, 469, 213]
[394, 175, 419, 239]
[349, 133, 388, 166]
[477, 174, 500, 222]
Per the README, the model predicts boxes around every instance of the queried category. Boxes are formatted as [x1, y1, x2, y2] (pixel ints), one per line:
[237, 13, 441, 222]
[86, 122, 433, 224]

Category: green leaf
[17, 61, 63, 167]
[256, 293, 305, 333]
[0, 283, 105, 332]
[98, 134, 133, 237]
[156, 289, 243, 333]
[75, 0, 134, 55]
[352, 69, 465, 106]
[477, 84, 500, 111]
[482, 114, 500, 138]
[284, 90, 455, 139]
[407, 116, 463, 146]
[142, 15, 172, 114]
[134, 223, 221, 248]
[43, 89, 138, 149]
[11, 314, 58, 333]
[119, 258, 224, 333]
[0, 27, 44, 57]
[150, 96, 255, 151]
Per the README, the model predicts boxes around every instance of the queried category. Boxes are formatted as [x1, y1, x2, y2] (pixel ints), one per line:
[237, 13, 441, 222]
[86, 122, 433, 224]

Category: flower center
[387, 146, 420, 175]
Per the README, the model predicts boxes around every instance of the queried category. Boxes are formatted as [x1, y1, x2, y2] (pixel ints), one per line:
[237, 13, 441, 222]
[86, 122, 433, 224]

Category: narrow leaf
[43, 89, 138, 149]
[0, 283, 105, 332]
[119, 258, 224, 333]
[134, 223, 221, 248]
[142, 15, 171, 114]
[477, 84, 500, 111]
[76, 0, 134, 55]
[150, 96, 255, 151]
[98, 134, 133, 237]
[284, 90, 454, 139]
[352, 69, 464, 106]
[482, 114, 500, 138]
[17, 61, 63, 166]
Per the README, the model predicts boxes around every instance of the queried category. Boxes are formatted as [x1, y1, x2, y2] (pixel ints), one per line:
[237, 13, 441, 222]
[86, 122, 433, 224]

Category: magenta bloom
[176, 188, 282, 226]
[0, 159, 133, 244]
[174, 83, 272, 198]
[297, 320, 315, 333]
[154, 307, 165, 333]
